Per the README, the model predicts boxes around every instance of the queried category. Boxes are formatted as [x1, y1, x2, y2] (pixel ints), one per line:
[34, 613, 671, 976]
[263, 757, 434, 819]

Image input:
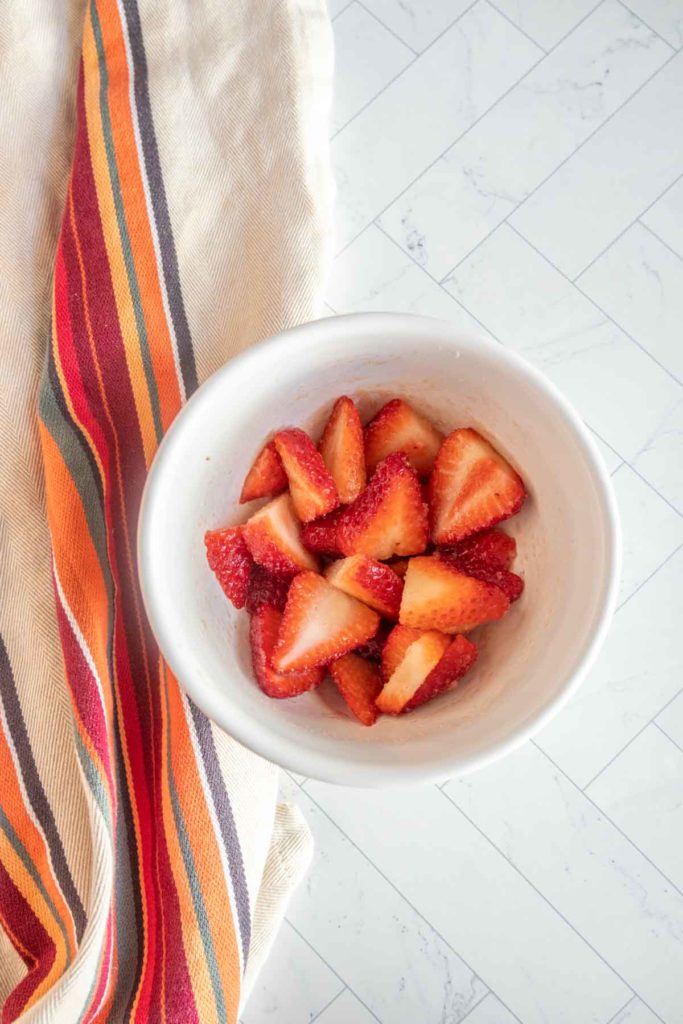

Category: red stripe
[0, 861, 56, 1022]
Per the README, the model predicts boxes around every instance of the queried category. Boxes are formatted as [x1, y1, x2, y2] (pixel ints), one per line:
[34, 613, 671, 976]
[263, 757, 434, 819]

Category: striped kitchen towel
[0, 0, 333, 1020]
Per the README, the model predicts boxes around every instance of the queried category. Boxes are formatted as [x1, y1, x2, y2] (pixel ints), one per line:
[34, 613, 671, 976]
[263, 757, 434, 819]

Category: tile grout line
[505, 221, 683, 390]
[638, 214, 683, 263]
[299, 784, 517, 1024]
[331, 0, 354, 22]
[653, 719, 683, 754]
[456, 990, 505, 1024]
[605, 994, 638, 1024]
[309, 985, 347, 1023]
[486, 0, 549, 53]
[433, 46, 681, 284]
[330, 0, 480, 142]
[439, 786, 667, 1023]
[616, 0, 678, 49]
[535, 738, 683, 901]
[286, 918, 384, 1024]
[578, 685, 683, 791]
[355, 0, 419, 56]
[616, 541, 683, 613]
[572, 170, 683, 281]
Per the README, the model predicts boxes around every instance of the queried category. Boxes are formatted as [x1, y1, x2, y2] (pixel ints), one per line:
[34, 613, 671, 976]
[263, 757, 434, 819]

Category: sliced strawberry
[381, 623, 426, 681]
[272, 572, 380, 673]
[240, 442, 288, 503]
[375, 630, 450, 715]
[205, 527, 253, 609]
[301, 510, 343, 557]
[243, 494, 319, 576]
[365, 398, 443, 477]
[319, 396, 366, 504]
[400, 555, 509, 632]
[249, 605, 323, 698]
[449, 528, 517, 571]
[245, 564, 291, 615]
[273, 428, 339, 523]
[429, 428, 526, 544]
[336, 452, 428, 560]
[325, 555, 403, 619]
[405, 634, 478, 712]
[389, 558, 410, 579]
[458, 561, 524, 603]
[329, 653, 383, 726]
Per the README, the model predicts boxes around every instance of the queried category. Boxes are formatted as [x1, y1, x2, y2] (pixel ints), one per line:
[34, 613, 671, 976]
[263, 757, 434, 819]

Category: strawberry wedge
[243, 494, 318, 576]
[404, 634, 478, 712]
[365, 398, 443, 476]
[205, 527, 253, 609]
[274, 428, 339, 523]
[320, 396, 366, 503]
[301, 510, 343, 557]
[400, 555, 509, 632]
[449, 528, 517, 571]
[375, 630, 450, 714]
[325, 555, 403, 619]
[250, 605, 324, 698]
[272, 572, 380, 673]
[240, 442, 288, 503]
[380, 624, 426, 682]
[329, 653, 383, 726]
[429, 428, 526, 544]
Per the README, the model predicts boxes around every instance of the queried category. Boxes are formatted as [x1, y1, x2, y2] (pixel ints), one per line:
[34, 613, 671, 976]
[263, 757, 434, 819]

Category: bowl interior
[139, 314, 618, 786]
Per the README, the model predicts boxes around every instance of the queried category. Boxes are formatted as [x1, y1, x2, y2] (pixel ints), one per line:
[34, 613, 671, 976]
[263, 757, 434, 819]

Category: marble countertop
[243, 2, 683, 1021]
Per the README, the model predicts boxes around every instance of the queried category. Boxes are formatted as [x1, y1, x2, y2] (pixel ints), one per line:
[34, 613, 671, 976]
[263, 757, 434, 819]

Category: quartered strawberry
[336, 452, 428, 560]
[457, 561, 524, 603]
[429, 428, 526, 544]
[405, 634, 478, 712]
[399, 555, 509, 632]
[325, 555, 404, 619]
[205, 527, 253, 609]
[249, 605, 324, 698]
[273, 428, 339, 523]
[240, 442, 288, 503]
[319, 396, 366, 503]
[449, 528, 517, 571]
[380, 623, 425, 681]
[272, 572, 380, 673]
[365, 398, 443, 477]
[245, 564, 291, 615]
[375, 630, 450, 715]
[243, 494, 319, 576]
[301, 510, 343, 557]
[329, 653, 383, 726]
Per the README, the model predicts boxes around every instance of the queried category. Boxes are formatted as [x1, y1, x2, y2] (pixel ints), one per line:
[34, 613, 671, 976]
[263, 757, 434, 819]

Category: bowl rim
[138, 311, 621, 788]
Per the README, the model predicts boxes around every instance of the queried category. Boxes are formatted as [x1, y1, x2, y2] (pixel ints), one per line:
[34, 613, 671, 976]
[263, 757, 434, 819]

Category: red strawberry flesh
[404, 634, 478, 711]
[249, 605, 323, 698]
[365, 398, 443, 476]
[329, 653, 383, 726]
[274, 428, 339, 523]
[240, 442, 288, 503]
[320, 396, 366, 503]
[205, 527, 253, 609]
[243, 493, 319, 576]
[245, 564, 291, 615]
[325, 555, 403, 619]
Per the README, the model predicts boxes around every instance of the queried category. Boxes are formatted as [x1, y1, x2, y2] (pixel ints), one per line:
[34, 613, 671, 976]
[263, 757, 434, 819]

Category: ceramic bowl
[138, 312, 620, 786]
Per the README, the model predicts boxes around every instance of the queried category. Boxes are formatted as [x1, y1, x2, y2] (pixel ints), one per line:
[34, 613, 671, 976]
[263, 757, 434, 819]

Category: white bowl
[138, 313, 620, 787]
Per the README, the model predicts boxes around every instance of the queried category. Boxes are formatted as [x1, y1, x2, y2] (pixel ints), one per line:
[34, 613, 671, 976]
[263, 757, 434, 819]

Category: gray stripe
[189, 700, 252, 963]
[0, 633, 86, 941]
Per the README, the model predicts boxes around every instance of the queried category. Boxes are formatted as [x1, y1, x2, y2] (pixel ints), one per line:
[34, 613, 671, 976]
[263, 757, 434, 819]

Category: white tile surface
[332, 1, 541, 249]
[641, 175, 683, 258]
[536, 547, 683, 788]
[303, 782, 629, 1024]
[379, 0, 671, 278]
[622, 0, 683, 47]
[491, 0, 600, 48]
[332, 4, 414, 134]
[240, 920, 343, 1023]
[329, 0, 352, 17]
[245, 7, 683, 1021]
[579, 221, 683, 382]
[587, 725, 683, 891]
[445, 742, 683, 1023]
[511, 50, 683, 279]
[361, 0, 474, 51]
[443, 225, 682, 463]
[657, 691, 683, 750]
[610, 463, 683, 605]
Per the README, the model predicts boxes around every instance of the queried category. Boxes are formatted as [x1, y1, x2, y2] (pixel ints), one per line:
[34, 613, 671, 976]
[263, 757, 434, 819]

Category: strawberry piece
[301, 510, 343, 557]
[205, 527, 253, 609]
[365, 398, 443, 477]
[245, 565, 291, 615]
[389, 558, 410, 579]
[249, 605, 323, 698]
[381, 624, 425, 681]
[319, 396, 366, 503]
[273, 428, 339, 523]
[429, 428, 526, 544]
[458, 561, 524, 603]
[405, 634, 478, 712]
[355, 621, 392, 663]
[329, 653, 383, 726]
[336, 452, 428, 560]
[272, 572, 380, 673]
[375, 630, 450, 715]
[325, 555, 403, 619]
[449, 528, 517, 571]
[400, 555, 509, 632]
[240, 442, 288, 503]
[243, 494, 319, 576]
